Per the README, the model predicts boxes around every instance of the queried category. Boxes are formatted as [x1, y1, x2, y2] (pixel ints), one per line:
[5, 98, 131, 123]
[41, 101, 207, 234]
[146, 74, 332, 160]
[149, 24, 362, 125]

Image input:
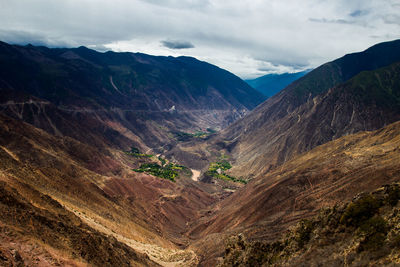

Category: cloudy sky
[1, 0, 399, 79]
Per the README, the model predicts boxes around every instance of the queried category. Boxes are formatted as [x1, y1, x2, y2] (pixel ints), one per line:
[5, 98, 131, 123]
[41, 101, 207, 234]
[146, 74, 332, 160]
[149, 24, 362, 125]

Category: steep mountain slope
[246, 70, 309, 97]
[0, 113, 163, 266]
[221, 183, 400, 266]
[0, 181, 159, 267]
[2, 38, 400, 267]
[0, 41, 265, 152]
[284, 39, 400, 104]
[0, 40, 267, 266]
[190, 120, 400, 266]
[214, 39, 400, 179]
[0, 112, 222, 266]
[0, 43, 264, 112]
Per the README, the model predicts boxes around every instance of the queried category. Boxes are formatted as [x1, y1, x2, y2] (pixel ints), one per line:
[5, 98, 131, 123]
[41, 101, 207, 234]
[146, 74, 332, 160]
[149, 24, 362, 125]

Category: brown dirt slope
[0, 112, 221, 266]
[189, 120, 400, 266]
[220, 183, 400, 266]
[0, 181, 158, 267]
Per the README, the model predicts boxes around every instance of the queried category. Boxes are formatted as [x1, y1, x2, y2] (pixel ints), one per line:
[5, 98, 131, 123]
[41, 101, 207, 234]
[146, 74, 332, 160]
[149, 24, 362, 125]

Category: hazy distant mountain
[245, 70, 310, 97]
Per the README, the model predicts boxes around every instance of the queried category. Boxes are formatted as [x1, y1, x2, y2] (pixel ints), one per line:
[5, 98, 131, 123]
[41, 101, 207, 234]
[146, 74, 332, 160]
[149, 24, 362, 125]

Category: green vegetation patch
[133, 163, 177, 181]
[295, 219, 315, 248]
[358, 215, 388, 251]
[158, 156, 166, 167]
[133, 162, 188, 182]
[386, 185, 400, 206]
[125, 147, 154, 158]
[205, 160, 247, 184]
[340, 194, 382, 227]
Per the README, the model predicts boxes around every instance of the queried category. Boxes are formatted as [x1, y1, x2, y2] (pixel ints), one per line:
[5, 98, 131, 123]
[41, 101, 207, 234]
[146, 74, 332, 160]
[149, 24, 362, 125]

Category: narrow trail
[109, 76, 124, 95]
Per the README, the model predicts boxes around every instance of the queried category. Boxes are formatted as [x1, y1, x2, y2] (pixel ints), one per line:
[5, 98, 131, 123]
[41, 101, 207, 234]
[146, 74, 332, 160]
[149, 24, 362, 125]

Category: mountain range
[210, 39, 400, 179]
[1, 39, 400, 266]
[0, 41, 265, 153]
[245, 70, 309, 97]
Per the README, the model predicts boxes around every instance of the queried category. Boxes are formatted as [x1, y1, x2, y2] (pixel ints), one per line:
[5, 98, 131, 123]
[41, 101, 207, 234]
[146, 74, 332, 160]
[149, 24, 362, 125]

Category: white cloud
[0, 0, 399, 79]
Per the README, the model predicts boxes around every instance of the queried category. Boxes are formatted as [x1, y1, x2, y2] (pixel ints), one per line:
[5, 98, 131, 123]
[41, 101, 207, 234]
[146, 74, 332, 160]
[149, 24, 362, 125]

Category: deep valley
[1, 38, 400, 267]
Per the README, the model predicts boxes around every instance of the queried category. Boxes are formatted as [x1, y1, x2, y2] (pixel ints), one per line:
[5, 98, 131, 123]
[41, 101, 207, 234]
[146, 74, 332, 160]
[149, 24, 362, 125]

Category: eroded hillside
[0, 113, 223, 266]
[1, 39, 400, 267]
[187, 120, 400, 265]
[221, 183, 400, 266]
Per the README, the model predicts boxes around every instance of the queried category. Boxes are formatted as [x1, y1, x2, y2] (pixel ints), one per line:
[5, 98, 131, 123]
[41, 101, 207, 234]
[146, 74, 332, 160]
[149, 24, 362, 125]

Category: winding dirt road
[191, 169, 200, 181]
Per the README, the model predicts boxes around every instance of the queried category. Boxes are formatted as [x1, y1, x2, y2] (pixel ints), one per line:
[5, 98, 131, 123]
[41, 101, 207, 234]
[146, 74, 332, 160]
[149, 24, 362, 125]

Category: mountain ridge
[210, 39, 400, 179]
[0, 41, 265, 155]
[246, 70, 309, 97]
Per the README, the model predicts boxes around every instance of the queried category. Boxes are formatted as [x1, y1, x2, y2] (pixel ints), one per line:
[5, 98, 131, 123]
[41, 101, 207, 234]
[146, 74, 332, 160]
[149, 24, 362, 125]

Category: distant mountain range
[0, 41, 265, 153]
[2, 38, 400, 266]
[245, 70, 310, 97]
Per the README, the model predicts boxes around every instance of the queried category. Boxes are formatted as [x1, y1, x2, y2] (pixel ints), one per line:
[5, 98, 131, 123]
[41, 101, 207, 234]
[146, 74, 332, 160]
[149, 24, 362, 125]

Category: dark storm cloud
[161, 40, 195, 49]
